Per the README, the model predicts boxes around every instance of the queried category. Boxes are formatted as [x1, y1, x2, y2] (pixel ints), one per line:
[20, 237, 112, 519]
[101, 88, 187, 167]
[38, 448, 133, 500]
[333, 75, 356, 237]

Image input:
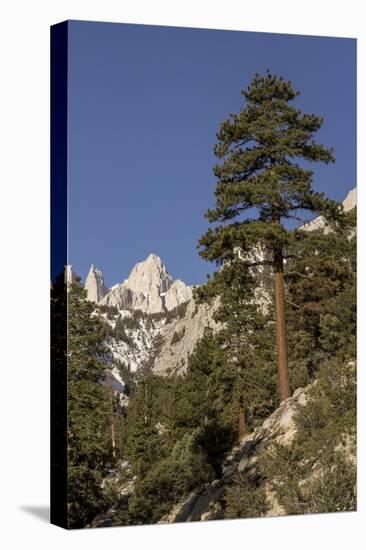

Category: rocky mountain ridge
[85, 253, 192, 314]
[84, 186, 356, 317]
[84, 254, 214, 385]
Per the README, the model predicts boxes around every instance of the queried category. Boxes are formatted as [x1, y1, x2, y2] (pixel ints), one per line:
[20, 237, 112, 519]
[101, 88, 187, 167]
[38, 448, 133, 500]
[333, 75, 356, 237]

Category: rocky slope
[159, 357, 356, 524]
[153, 298, 219, 375]
[158, 386, 309, 523]
[88, 386, 309, 528]
[95, 309, 163, 372]
[90, 357, 356, 527]
[95, 297, 218, 385]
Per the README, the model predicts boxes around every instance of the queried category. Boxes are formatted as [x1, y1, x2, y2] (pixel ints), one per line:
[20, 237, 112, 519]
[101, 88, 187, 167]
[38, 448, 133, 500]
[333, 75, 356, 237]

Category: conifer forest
[52, 72, 356, 528]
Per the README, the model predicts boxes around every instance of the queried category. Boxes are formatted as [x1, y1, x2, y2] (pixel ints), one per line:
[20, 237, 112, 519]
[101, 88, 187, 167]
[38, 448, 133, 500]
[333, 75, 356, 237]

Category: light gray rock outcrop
[153, 297, 220, 375]
[301, 187, 356, 233]
[84, 264, 108, 302]
[164, 279, 193, 311]
[342, 188, 357, 212]
[102, 283, 145, 311]
[64, 265, 80, 286]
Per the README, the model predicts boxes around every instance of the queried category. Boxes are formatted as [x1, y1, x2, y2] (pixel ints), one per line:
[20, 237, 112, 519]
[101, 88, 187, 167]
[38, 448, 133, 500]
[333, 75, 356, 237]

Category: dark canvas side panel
[50, 20, 68, 530]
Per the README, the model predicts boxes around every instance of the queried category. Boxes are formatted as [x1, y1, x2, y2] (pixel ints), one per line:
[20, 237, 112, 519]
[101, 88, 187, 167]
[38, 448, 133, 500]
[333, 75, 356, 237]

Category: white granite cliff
[84, 264, 108, 303]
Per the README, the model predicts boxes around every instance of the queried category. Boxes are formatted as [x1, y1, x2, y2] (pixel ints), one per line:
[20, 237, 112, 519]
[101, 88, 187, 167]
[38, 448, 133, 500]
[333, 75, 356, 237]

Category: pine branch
[231, 138, 255, 151]
[284, 271, 312, 280]
[286, 299, 300, 309]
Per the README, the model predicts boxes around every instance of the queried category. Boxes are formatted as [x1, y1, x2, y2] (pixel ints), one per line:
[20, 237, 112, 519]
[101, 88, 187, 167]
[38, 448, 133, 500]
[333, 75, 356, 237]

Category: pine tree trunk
[273, 245, 290, 401]
[272, 202, 290, 402]
[109, 384, 116, 458]
[238, 395, 246, 441]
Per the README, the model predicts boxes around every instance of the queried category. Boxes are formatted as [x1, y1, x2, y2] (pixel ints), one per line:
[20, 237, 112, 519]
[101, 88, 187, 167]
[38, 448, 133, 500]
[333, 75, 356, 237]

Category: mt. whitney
[85, 253, 192, 314]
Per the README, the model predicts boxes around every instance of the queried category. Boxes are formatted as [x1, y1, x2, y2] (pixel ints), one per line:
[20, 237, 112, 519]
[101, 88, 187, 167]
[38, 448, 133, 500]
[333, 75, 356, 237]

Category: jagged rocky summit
[81, 254, 219, 378]
[84, 253, 192, 314]
[84, 188, 356, 311]
[84, 264, 108, 303]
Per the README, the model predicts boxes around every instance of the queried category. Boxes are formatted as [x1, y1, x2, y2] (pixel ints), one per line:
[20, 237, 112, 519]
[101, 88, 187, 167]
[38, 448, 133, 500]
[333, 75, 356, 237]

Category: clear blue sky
[67, 21, 356, 287]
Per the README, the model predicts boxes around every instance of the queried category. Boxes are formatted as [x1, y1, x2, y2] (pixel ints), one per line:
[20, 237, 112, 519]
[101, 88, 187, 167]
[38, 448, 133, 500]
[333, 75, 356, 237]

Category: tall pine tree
[67, 282, 112, 528]
[199, 71, 340, 401]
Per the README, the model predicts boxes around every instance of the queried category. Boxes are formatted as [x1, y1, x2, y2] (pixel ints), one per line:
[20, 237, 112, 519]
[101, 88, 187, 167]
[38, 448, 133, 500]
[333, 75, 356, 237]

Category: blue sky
[67, 21, 356, 287]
